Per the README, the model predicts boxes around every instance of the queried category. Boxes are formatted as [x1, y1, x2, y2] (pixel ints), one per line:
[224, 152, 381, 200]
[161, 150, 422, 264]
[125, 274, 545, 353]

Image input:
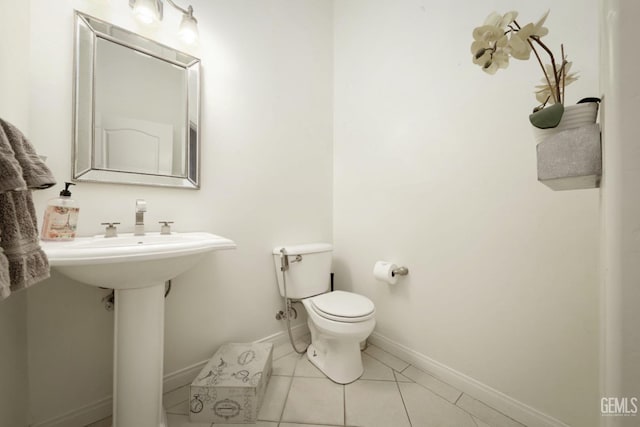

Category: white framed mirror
[73, 11, 200, 189]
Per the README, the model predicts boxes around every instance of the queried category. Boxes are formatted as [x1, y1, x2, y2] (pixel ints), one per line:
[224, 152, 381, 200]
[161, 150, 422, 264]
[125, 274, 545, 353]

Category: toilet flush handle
[280, 248, 289, 272]
[279, 249, 302, 272]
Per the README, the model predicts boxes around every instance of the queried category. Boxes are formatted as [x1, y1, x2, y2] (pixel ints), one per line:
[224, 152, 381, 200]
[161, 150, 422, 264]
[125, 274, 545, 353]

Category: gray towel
[0, 118, 56, 299]
[0, 118, 56, 190]
[0, 248, 9, 300]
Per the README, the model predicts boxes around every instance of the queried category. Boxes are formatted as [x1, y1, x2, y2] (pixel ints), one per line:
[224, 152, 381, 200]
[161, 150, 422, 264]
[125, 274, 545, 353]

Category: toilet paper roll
[373, 261, 398, 285]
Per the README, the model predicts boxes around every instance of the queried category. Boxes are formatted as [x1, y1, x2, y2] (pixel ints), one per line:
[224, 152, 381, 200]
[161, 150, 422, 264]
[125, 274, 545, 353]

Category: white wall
[599, 1, 640, 425]
[333, 1, 600, 426]
[0, 0, 31, 426]
[25, 0, 333, 424]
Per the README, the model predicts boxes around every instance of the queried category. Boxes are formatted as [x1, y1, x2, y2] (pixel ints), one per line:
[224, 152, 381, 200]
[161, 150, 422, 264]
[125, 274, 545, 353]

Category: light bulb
[132, 0, 161, 24]
[178, 12, 198, 44]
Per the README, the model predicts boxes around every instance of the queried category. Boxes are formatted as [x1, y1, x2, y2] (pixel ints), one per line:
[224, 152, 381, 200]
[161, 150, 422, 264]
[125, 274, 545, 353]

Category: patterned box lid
[193, 342, 273, 388]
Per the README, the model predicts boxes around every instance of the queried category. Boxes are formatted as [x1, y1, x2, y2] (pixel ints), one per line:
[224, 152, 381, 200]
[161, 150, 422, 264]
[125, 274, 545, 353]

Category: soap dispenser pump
[41, 182, 80, 241]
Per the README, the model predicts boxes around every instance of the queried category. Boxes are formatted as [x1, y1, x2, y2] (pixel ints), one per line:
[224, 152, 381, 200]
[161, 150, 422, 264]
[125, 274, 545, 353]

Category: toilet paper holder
[392, 266, 409, 277]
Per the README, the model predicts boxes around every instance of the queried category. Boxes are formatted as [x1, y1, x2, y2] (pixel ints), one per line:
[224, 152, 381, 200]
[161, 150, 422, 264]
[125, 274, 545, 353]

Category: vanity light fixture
[129, 0, 199, 44]
[176, 4, 198, 44]
[130, 0, 162, 24]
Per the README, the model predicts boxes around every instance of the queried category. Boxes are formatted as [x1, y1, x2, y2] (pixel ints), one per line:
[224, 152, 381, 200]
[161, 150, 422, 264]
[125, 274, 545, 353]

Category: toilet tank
[272, 243, 332, 299]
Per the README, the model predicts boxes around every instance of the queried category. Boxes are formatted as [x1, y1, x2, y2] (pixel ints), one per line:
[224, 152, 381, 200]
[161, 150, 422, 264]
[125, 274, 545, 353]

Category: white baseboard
[161, 359, 212, 396]
[256, 322, 310, 348]
[32, 324, 309, 427]
[31, 396, 112, 427]
[368, 332, 570, 427]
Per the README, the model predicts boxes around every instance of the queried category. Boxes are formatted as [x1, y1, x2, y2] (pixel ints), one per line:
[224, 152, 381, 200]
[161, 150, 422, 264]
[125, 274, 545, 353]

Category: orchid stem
[530, 35, 560, 103]
[513, 19, 559, 104]
[527, 39, 557, 104]
[561, 44, 566, 104]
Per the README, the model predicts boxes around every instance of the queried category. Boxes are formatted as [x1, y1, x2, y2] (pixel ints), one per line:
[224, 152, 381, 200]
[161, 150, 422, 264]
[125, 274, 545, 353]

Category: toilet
[273, 243, 375, 384]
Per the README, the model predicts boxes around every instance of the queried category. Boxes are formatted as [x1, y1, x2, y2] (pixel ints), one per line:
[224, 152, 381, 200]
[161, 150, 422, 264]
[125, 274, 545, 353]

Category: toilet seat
[309, 291, 375, 323]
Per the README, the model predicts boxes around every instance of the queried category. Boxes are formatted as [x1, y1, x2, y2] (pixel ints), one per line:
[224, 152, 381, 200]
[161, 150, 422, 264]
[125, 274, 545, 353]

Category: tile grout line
[364, 349, 411, 373]
[399, 368, 489, 423]
[398, 360, 514, 425]
[343, 384, 346, 426]
[456, 394, 529, 427]
[394, 374, 413, 427]
[455, 399, 526, 427]
[400, 364, 469, 405]
[348, 377, 398, 383]
[291, 353, 302, 377]
[278, 423, 350, 427]
[273, 349, 293, 362]
[393, 372, 496, 427]
[276, 375, 295, 424]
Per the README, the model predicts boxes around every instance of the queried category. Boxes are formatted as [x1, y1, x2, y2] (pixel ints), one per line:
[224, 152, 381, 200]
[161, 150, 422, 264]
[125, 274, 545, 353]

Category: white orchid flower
[472, 24, 504, 43]
[508, 11, 549, 61]
[532, 10, 550, 37]
[472, 35, 510, 74]
[535, 62, 579, 104]
[473, 10, 517, 44]
[491, 50, 510, 71]
[471, 11, 511, 75]
[500, 11, 518, 28]
[483, 11, 503, 27]
[483, 10, 518, 29]
[470, 8, 575, 105]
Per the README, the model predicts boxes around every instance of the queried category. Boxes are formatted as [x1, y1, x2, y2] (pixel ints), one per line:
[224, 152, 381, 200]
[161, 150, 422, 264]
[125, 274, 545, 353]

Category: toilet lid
[310, 291, 375, 321]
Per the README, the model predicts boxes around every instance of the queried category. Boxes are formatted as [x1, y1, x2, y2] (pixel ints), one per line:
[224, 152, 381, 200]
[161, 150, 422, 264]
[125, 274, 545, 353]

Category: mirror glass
[73, 11, 200, 188]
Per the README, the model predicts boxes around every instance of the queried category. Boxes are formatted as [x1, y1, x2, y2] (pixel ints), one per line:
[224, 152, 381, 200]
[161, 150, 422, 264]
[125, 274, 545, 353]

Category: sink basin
[41, 231, 236, 427]
[41, 232, 236, 289]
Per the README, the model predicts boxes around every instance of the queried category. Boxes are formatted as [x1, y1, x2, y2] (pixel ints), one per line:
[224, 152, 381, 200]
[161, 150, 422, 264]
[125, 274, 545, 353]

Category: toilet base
[306, 341, 364, 384]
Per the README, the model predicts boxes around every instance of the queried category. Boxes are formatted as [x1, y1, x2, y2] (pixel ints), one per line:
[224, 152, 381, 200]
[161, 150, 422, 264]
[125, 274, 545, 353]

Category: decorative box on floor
[189, 342, 273, 424]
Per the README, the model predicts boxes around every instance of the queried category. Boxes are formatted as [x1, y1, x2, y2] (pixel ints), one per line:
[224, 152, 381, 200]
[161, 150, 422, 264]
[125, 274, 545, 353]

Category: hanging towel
[0, 118, 56, 300]
[0, 118, 55, 189]
[0, 248, 9, 300]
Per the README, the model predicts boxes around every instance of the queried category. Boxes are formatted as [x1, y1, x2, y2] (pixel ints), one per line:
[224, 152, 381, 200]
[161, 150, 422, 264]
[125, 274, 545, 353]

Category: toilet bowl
[272, 243, 376, 385]
[303, 291, 375, 384]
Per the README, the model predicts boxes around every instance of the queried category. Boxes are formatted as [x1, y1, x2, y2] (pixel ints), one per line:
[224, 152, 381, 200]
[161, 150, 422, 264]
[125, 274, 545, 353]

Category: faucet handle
[159, 221, 174, 235]
[100, 222, 120, 238]
[136, 199, 147, 212]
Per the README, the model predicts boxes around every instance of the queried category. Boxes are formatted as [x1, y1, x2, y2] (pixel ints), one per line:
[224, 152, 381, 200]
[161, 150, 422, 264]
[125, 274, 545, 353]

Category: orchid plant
[471, 10, 580, 127]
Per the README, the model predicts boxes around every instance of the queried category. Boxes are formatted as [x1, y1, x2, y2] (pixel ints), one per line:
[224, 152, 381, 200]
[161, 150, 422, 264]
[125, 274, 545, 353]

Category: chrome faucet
[134, 199, 147, 236]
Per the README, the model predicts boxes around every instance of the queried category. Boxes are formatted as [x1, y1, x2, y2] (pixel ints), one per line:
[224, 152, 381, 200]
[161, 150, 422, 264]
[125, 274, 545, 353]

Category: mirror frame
[72, 11, 201, 189]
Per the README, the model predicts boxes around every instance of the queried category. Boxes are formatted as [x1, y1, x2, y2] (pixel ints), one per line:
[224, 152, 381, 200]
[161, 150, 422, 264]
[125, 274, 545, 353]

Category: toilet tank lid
[272, 243, 332, 255]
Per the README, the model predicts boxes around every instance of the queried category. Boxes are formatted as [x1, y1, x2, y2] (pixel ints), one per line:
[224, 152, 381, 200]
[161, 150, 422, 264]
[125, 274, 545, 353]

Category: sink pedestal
[113, 283, 166, 427]
[40, 232, 237, 427]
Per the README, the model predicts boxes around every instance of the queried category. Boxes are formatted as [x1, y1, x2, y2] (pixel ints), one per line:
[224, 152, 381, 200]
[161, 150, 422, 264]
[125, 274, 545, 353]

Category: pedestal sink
[41, 232, 236, 427]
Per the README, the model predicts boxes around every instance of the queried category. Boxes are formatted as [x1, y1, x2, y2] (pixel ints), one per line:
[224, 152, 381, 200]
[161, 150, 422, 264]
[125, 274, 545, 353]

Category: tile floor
[88, 339, 526, 427]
